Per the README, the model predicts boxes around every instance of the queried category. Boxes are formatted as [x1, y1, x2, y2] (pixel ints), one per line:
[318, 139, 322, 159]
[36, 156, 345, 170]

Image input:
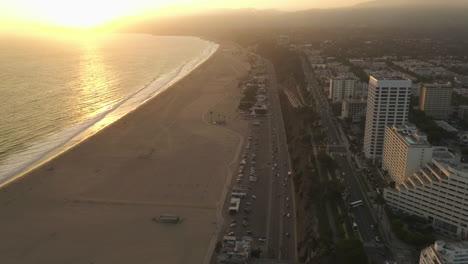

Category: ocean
[0, 32, 218, 185]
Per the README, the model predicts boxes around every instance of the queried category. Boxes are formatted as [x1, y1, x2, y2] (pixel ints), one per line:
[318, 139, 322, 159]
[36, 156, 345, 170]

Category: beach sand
[0, 43, 249, 264]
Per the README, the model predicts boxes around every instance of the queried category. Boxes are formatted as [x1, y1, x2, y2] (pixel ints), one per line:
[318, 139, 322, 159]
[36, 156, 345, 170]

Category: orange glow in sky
[0, 0, 368, 30]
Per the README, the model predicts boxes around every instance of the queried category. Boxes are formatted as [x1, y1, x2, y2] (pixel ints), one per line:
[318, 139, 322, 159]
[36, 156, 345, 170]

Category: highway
[302, 57, 392, 262]
[219, 55, 296, 263]
[264, 58, 297, 262]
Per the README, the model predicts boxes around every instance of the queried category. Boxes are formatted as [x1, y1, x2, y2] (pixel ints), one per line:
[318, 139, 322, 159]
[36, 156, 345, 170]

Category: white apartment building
[341, 98, 367, 122]
[419, 83, 453, 120]
[420, 240, 468, 264]
[363, 76, 412, 162]
[384, 155, 468, 239]
[382, 124, 433, 184]
[329, 76, 358, 103]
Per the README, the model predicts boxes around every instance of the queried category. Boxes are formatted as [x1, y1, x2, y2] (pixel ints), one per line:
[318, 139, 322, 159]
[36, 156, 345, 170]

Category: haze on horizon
[1, 0, 368, 30]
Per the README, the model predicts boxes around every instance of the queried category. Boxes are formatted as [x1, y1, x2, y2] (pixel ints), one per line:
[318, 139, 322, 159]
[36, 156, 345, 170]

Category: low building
[384, 154, 468, 240]
[434, 120, 459, 133]
[218, 236, 252, 264]
[420, 240, 468, 264]
[454, 75, 468, 88]
[382, 124, 433, 184]
[340, 98, 367, 122]
[458, 105, 468, 121]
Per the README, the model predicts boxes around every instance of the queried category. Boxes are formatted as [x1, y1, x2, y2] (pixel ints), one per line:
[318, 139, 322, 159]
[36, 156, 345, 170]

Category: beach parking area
[0, 43, 249, 264]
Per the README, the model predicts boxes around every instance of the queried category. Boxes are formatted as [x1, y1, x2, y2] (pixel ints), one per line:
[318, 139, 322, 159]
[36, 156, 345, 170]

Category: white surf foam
[0, 41, 219, 186]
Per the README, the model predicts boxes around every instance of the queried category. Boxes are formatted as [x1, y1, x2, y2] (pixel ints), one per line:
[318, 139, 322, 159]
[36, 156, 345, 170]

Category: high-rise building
[384, 150, 468, 240]
[363, 76, 412, 162]
[329, 75, 358, 103]
[419, 83, 453, 120]
[420, 240, 468, 264]
[382, 124, 433, 184]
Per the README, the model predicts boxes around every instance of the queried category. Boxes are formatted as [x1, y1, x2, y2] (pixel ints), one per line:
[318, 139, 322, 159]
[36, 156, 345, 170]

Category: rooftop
[390, 124, 430, 146]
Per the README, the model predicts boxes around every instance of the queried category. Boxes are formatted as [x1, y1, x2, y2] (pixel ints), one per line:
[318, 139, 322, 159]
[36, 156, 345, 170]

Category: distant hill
[107, 1, 468, 34]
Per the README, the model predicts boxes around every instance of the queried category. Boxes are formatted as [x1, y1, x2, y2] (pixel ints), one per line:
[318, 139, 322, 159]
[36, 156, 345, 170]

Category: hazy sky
[0, 0, 369, 29]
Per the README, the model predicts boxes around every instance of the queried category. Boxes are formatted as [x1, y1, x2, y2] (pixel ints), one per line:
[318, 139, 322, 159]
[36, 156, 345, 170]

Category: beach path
[0, 43, 249, 264]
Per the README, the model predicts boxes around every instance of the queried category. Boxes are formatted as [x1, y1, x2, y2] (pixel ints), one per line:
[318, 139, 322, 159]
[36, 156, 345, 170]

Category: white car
[252, 195, 257, 199]
[230, 223, 237, 227]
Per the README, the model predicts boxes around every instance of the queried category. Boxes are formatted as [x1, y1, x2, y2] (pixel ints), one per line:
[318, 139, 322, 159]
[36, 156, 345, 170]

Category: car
[251, 195, 257, 199]
[286, 197, 289, 201]
[230, 223, 237, 227]
[246, 230, 252, 235]
[286, 213, 290, 218]
[231, 220, 237, 224]
[258, 237, 266, 242]
[283, 183, 287, 187]
[375, 236, 380, 243]
[228, 232, 235, 236]
[285, 232, 290, 238]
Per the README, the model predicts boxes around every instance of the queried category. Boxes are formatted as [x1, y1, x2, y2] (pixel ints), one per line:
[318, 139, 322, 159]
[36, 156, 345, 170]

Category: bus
[350, 200, 364, 208]
[229, 198, 241, 214]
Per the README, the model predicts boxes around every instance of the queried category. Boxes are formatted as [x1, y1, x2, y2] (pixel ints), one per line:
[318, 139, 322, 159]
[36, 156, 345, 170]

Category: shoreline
[0, 40, 219, 189]
[0, 41, 249, 264]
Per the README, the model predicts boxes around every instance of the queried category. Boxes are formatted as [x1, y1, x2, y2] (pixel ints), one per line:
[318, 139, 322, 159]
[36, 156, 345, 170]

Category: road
[264, 58, 297, 262]
[302, 57, 392, 262]
[218, 55, 296, 263]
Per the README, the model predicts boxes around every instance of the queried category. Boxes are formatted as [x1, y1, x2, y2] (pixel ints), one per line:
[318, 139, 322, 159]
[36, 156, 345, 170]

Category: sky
[0, 0, 369, 30]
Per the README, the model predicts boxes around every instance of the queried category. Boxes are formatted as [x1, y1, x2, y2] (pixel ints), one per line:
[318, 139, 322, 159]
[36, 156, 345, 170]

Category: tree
[215, 242, 222, 254]
[318, 152, 336, 170]
[250, 248, 262, 258]
[335, 239, 368, 264]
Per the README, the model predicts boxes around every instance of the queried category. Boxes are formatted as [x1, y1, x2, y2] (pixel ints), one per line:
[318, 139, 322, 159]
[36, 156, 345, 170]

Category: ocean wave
[0, 41, 219, 186]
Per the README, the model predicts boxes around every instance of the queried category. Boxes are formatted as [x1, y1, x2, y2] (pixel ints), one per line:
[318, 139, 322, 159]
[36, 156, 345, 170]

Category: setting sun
[1, 0, 371, 31]
[28, 0, 141, 28]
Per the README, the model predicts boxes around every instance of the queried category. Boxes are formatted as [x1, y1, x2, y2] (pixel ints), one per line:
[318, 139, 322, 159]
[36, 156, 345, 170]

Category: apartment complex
[340, 98, 367, 122]
[363, 76, 412, 162]
[384, 154, 468, 239]
[419, 83, 453, 120]
[420, 240, 468, 264]
[329, 75, 358, 103]
[382, 124, 433, 184]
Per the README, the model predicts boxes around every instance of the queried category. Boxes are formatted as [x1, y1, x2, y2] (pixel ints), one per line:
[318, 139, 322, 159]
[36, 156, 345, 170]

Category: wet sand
[0, 43, 249, 264]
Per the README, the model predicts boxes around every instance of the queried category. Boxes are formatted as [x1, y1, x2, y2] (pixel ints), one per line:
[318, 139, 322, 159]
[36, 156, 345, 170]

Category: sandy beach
[0, 43, 249, 264]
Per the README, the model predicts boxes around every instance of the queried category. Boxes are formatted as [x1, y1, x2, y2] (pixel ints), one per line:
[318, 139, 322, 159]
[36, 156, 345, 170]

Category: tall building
[329, 75, 358, 103]
[420, 240, 468, 264]
[384, 151, 468, 240]
[363, 76, 412, 162]
[419, 83, 453, 120]
[382, 124, 433, 184]
[341, 99, 367, 122]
